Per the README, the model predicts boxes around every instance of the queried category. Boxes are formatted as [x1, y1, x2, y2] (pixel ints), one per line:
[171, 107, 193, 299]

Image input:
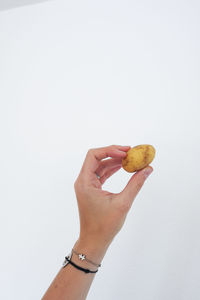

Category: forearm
[41, 238, 110, 300]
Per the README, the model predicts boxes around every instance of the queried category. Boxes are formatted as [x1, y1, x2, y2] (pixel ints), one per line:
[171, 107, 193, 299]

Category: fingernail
[143, 167, 153, 178]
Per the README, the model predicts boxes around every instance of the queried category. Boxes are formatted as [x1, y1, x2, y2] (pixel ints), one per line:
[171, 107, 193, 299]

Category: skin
[41, 144, 153, 300]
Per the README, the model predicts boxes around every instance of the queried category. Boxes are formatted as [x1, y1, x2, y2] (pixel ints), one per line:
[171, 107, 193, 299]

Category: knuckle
[74, 177, 81, 188]
[74, 179, 78, 189]
[74, 177, 86, 192]
[87, 148, 94, 154]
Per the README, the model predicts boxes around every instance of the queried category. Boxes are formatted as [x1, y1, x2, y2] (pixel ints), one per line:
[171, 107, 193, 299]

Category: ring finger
[99, 165, 122, 185]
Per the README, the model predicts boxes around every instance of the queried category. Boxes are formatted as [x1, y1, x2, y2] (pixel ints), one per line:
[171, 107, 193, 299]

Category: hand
[74, 145, 153, 249]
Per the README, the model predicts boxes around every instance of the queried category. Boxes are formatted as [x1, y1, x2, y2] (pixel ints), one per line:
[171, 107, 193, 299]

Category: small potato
[122, 144, 156, 173]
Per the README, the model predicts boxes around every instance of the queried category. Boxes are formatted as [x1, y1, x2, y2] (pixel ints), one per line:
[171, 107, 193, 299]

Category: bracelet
[72, 248, 101, 268]
[63, 256, 98, 274]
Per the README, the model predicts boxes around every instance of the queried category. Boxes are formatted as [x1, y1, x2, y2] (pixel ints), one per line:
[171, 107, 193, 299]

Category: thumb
[119, 166, 153, 208]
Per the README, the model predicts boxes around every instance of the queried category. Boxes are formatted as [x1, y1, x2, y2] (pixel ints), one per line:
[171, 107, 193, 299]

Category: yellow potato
[122, 144, 156, 173]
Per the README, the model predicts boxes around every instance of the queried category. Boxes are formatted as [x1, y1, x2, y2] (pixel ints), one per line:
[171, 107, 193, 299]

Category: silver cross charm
[78, 253, 86, 260]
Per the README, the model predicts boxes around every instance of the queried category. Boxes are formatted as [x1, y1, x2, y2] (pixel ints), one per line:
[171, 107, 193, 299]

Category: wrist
[73, 236, 110, 267]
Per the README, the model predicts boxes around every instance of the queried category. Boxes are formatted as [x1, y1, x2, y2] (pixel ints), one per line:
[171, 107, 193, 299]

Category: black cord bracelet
[64, 256, 98, 274]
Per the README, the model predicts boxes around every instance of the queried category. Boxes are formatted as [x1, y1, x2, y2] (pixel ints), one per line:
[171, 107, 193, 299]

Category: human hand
[74, 145, 153, 250]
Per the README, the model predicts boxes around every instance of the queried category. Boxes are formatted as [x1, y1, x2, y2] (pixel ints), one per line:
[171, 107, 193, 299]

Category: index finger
[82, 145, 131, 174]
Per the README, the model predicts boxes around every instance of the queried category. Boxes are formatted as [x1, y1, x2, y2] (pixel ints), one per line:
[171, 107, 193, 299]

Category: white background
[0, 0, 51, 11]
[0, 1, 200, 299]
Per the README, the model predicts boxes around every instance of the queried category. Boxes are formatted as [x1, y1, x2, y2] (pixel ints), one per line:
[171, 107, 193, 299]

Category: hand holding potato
[43, 144, 155, 299]
[74, 144, 154, 251]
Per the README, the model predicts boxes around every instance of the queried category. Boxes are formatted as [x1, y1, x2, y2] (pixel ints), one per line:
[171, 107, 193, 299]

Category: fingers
[99, 165, 122, 185]
[93, 145, 131, 161]
[118, 166, 153, 211]
[95, 157, 122, 177]
[82, 145, 131, 174]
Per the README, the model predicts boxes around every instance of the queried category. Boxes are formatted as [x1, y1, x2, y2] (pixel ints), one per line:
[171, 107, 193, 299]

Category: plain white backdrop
[0, 0, 200, 299]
